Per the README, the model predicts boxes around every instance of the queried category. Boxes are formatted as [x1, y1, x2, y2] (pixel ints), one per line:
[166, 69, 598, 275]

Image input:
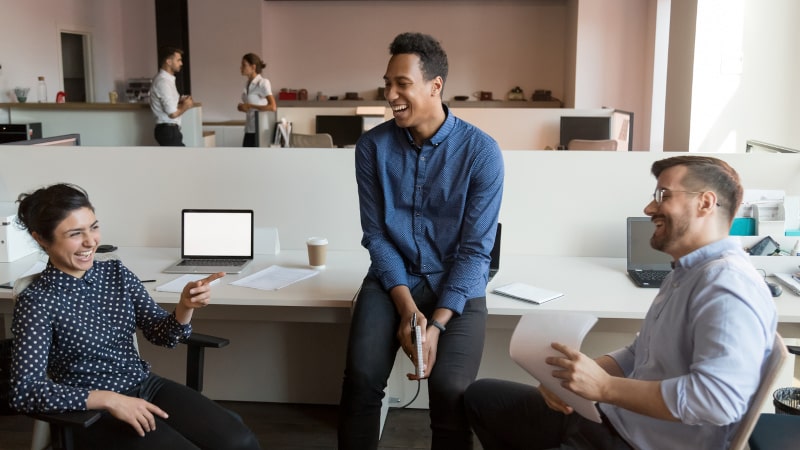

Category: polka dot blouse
[10, 259, 191, 413]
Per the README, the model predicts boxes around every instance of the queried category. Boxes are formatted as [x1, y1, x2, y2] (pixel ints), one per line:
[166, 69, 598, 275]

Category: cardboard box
[0, 202, 40, 262]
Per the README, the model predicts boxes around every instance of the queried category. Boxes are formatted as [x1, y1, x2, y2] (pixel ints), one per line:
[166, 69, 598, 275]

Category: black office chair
[3, 259, 229, 450]
[747, 345, 800, 450]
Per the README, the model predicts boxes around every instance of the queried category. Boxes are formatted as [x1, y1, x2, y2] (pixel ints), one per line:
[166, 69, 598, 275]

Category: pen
[141, 279, 157, 283]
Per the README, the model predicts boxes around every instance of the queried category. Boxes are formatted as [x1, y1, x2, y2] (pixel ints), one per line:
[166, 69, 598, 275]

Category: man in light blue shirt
[464, 156, 777, 449]
[338, 32, 503, 450]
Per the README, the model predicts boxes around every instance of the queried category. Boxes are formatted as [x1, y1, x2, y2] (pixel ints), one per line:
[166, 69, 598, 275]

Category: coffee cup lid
[307, 237, 328, 245]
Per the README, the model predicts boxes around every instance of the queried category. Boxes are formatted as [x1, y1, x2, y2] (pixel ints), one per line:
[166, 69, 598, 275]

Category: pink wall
[261, 1, 567, 105]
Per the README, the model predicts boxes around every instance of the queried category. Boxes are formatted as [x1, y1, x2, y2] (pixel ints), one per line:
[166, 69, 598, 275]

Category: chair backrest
[567, 139, 618, 151]
[289, 133, 334, 148]
[728, 333, 789, 450]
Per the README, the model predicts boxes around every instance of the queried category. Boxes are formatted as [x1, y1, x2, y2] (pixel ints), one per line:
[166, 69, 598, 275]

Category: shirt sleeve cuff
[606, 347, 635, 375]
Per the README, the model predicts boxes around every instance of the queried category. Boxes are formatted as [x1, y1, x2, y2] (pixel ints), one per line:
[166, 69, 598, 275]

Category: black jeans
[74, 374, 260, 450]
[464, 379, 633, 450]
[154, 124, 185, 146]
[338, 275, 487, 450]
[242, 132, 257, 147]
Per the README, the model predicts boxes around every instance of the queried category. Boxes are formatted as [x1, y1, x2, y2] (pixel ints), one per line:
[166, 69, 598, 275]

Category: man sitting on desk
[464, 155, 777, 449]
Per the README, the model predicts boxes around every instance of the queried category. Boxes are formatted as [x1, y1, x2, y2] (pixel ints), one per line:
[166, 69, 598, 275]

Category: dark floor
[0, 401, 483, 449]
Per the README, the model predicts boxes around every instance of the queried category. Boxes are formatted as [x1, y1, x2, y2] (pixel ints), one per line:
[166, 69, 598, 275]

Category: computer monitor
[2, 133, 81, 146]
[315, 115, 364, 148]
[559, 116, 610, 148]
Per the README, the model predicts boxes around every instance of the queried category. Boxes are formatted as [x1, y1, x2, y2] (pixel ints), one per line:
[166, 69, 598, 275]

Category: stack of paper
[509, 311, 600, 422]
[492, 282, 564, 304]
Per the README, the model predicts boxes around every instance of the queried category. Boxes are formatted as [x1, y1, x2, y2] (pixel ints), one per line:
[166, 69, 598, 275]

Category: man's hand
[546, 342, 611, 402]
[538, 383, 573, 414]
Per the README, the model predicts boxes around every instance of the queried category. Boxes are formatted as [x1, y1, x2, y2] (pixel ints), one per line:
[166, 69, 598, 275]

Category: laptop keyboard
[636, 270, 668, 281]
[178, 259, 247, 267]
[631, 270, 670, 287]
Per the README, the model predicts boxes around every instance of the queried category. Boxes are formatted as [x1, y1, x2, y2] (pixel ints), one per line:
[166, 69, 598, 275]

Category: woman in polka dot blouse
[10, 183, 261, 449]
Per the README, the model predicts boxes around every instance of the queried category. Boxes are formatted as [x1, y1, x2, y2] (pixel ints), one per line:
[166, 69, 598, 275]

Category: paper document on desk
[231, 265, 318, 290]
[510, 312, 601, 423]
[156, 274, 221, 293]
[492, 282, 564, 304]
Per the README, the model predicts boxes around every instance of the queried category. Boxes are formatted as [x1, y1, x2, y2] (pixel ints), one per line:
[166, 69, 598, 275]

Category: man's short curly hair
[389, 32, 448, 85]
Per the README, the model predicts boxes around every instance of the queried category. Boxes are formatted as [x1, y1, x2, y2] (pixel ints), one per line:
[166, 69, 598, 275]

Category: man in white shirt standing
[150, 47, 194, 146]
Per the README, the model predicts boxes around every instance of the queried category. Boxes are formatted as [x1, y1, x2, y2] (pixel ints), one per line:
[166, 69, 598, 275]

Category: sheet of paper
[509, 312, 601, 423]
[492, 282, 564, 304]
[231, 265, 319, 291]
[155, 274, 220, 293]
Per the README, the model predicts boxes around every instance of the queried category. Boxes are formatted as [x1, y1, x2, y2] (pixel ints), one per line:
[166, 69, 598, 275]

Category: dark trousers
[338, 275, 487, 450]
[154, 124, 185, 146]
[464, 379, 633, 450]
[242, 132, 257, 147]
[74, 374, 260, 450]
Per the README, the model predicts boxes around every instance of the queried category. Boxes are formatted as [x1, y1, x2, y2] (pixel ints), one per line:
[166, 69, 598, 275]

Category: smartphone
[411, 313, 425, 378]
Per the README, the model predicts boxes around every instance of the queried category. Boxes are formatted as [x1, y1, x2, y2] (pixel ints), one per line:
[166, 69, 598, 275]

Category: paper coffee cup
[306, 237, 328, 269]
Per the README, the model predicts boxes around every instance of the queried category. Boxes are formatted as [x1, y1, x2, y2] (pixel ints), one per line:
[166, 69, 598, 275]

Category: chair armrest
[185, 332, 229, 349]
[182, 332, 229, 392]
[787, 345, 800, 356]
[30, 410, 102, 428]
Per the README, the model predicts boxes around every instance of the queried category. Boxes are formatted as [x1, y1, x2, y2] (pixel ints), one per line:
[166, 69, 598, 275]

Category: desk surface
[0, 247, 365, 308]
[3, 249, 800, 322]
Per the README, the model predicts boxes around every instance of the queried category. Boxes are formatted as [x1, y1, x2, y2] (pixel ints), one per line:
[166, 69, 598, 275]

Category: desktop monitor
[315, 115, 364, 148]
[559, 116, 610, 148]
[1, 133, 81, 146]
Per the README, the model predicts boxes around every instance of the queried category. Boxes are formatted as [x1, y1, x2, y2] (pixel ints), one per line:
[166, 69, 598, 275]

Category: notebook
[488, 223, 502, 281]
[163, 209, 254, 274]
[626, 217, 673, 288]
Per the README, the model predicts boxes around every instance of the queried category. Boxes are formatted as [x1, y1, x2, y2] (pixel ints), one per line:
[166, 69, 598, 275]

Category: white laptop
[626, 217, 673, 288]
[163, 209, 254, 274]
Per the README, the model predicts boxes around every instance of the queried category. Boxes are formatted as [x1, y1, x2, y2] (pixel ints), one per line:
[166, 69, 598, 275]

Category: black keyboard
[177, 259, 247, 267]
[629, 270, 670, 287]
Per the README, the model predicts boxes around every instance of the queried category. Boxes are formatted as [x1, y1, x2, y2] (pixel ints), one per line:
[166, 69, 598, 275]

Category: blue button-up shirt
[10, 259, 191, 413]
[600, 237, 777, 449]
[355, 105, 504, 314]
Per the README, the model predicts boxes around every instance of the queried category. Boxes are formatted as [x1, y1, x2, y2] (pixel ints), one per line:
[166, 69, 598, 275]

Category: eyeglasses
[652, 188, 721, 207]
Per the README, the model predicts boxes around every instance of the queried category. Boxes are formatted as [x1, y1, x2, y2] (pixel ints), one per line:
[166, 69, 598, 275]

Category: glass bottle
[37, 76, 48, 103]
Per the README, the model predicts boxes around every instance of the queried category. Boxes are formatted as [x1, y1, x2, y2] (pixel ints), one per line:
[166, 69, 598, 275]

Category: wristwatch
[428, 320, 446, 333]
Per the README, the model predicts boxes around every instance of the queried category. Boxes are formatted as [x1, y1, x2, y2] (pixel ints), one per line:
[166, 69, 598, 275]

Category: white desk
[3, 249, 800, 405]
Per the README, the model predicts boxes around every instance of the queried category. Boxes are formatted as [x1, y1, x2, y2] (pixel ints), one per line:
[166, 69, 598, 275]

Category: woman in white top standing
[237, 53, 277, 147]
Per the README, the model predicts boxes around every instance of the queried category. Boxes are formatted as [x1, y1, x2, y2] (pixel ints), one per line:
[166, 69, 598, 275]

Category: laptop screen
[626, 217, 672, 269]
[182, 209, 254, 258]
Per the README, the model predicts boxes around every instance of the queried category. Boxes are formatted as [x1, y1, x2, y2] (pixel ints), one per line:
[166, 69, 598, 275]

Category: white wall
[188, 0, 263, 122]
[261, 1, 567, 108]
[574, 0, 652, 150]
[689, 0, 800, 153]
[0, 0, 134, 103]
